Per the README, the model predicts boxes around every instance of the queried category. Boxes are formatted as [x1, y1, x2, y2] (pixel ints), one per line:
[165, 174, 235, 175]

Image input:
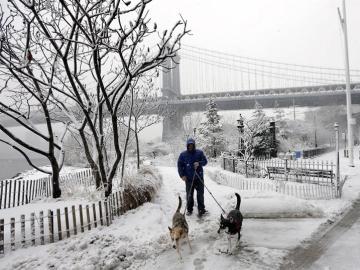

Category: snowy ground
[309, 212, 360, 270]
[0, 165, 332, 270]
[300, 149, 360, 270]
[1, 149, 360, 270]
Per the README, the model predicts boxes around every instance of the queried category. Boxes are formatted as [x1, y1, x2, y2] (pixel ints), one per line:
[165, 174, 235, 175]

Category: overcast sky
[150, 0, 360, 69]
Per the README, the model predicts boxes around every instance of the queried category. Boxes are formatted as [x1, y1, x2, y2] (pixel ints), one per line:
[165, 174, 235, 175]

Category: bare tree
[1, 0, 188, 196]
[0, 4, 69, 198]
[120, 73, 168, 172]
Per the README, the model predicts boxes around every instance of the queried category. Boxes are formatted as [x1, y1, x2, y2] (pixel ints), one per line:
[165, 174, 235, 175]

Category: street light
[269, 121, 276, 158]
[338, 0, 355, 167]
[237, 114, 244, 157]
[342, 132, 348, 157]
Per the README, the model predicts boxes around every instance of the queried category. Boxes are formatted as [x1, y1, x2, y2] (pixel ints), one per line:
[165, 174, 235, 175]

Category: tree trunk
[121, 121, 132, 179]
[135, 120, 140, 169]
[91, 164, 102, 189]
[78, 129, 102, 188]
[121, 89, 134, 181]
[50, 158, 61, 198]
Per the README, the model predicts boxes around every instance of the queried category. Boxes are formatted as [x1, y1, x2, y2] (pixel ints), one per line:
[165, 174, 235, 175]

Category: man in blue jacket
[177, 138, 208, 216]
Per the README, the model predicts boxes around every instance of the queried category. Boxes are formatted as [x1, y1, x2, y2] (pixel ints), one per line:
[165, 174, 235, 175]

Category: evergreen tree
[248, 101, 278, 157]
[197, 98, 226, 158]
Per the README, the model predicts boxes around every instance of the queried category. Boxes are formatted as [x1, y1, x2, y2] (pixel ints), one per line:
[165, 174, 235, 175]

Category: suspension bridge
[161, 45, 360, 140]
[1, 45, 360, 140]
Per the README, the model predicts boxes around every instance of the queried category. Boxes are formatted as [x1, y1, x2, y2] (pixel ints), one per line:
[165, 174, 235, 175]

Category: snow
[304, 148, 360, 270]
[309, 217, 360, 270]
[10, 166, 88, 181]
[1, 148, 360, 269]
[0, 165, 328, 270]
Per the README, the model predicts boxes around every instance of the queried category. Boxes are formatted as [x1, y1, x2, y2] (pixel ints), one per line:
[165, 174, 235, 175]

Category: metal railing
[221, 155, 336, 186]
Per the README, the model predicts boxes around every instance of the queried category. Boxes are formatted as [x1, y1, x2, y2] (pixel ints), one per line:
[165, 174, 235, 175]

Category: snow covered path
[146, 167, 324, 270]
[0, 166, 325, 270]
[310, 202, 360, 270]
[281, 197, 360, 270]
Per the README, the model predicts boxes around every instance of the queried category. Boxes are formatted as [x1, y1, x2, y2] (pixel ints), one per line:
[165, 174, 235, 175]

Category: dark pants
[186, 177, 205, 212]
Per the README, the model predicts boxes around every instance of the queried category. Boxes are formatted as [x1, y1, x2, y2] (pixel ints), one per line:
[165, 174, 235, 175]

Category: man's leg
[186, 180, 195, 213]
[195, 178, 205, 212]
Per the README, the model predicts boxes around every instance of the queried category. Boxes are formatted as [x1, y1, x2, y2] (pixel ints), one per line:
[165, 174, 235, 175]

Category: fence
[302, 146, 334, 159]
[0, 163, 160, 256]
[0, 177, 52, 210]
[59, 168, 95, 191]
[0, 168, 95, 210]
[222, 156, 336, 186]
[0, 189, 125, 255]
[211, 169, 341, 200]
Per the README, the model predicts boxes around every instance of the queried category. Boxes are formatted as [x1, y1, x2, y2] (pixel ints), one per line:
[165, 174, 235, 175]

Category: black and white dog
[217, 193, 243, 253]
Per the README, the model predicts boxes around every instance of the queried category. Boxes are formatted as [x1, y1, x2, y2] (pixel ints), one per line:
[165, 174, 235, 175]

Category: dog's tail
[176, 196, 182, 212]
[235, 193, 241, 210]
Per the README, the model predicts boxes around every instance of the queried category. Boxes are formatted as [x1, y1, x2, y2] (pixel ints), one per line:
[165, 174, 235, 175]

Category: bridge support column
[161, 55, 181, 99]
[161, 54, 183, 141]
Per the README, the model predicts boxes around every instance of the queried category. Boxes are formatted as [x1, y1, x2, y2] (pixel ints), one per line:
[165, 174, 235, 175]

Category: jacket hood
[186, 138, 196, 150]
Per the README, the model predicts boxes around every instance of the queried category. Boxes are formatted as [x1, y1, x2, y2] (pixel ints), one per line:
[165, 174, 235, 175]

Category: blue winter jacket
[177, 138, 208, 181]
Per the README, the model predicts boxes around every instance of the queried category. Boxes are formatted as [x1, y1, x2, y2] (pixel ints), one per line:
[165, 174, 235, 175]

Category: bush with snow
[118, 165, 162, 211]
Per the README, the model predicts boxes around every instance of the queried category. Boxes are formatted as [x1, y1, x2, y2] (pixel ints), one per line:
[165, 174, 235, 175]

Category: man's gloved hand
[194, 162, 200, 169]
[181, 176, 187, 182]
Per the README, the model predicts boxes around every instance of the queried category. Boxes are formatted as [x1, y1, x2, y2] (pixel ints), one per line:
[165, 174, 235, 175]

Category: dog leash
[194, 170, 227, 214]
[183, 172, 197, 215]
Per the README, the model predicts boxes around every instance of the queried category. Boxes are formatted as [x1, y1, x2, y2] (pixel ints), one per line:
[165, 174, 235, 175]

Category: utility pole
[334, 123, 341, 197]
[314, 113, 318, 148]
[338, 0, 355, 167]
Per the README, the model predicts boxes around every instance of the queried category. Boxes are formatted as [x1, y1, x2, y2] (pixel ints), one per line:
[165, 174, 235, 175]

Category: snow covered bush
[61, 181, 104, 202]
[120, 165, 162, 211]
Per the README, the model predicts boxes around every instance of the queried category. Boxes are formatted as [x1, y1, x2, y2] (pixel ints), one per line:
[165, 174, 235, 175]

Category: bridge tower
[162, 55, 185, 141]
[161, 55, 181, 98]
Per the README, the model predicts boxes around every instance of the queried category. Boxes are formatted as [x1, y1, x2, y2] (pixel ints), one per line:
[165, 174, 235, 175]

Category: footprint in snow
[193, 257, 206, 270]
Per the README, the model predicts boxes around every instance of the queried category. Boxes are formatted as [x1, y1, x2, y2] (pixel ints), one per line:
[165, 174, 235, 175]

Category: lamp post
[237, 114, 244, 158]
[334, 122, 341, 196]
[314, 114, 318, 148]
[269, 121, 276, 158]
[338, 0, 355, 167]
[342, 132, 348, 157]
